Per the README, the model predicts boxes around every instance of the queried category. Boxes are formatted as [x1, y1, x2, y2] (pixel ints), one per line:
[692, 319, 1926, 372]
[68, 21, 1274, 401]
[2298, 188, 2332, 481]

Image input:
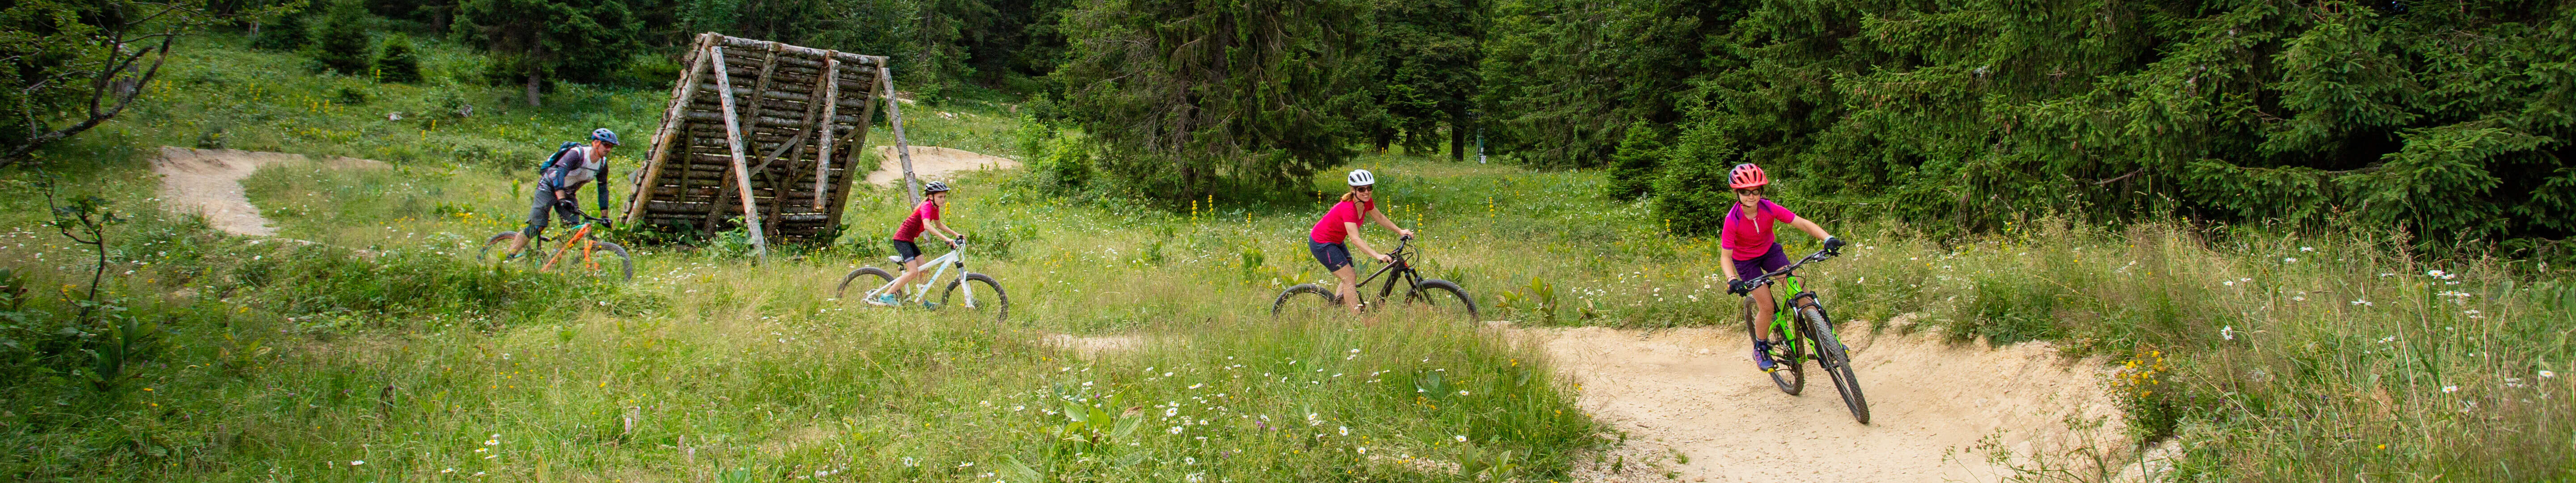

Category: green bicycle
[1738, 246, 1868, 424]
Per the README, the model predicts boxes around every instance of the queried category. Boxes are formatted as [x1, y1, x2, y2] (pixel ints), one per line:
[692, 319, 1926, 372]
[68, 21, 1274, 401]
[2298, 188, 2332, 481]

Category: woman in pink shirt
[1716, 164, 1844, 371]
[1308, 169, 1414, 313]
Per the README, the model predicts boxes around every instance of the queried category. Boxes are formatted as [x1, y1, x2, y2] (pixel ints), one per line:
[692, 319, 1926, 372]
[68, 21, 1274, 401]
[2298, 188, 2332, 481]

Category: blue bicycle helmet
[590, 128, 620, 146]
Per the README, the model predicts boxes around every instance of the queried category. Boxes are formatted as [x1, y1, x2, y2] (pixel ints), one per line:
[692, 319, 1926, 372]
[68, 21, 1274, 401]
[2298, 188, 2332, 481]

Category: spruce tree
[377, 34, 423, 83]
[454, 0, 641, 106]
[309, 0, 372, 76]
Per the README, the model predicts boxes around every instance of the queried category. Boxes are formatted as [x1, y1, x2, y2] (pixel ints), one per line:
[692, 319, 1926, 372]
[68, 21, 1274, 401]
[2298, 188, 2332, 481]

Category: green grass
[0, 33, 2571, 483]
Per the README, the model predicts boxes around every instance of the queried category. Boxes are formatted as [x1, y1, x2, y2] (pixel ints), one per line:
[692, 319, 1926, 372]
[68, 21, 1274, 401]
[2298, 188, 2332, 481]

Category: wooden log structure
[623, 33, 899, 243]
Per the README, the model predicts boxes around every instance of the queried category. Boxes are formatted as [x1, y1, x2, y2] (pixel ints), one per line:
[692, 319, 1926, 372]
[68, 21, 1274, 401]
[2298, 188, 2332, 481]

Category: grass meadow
[0, 36, 2568, 482]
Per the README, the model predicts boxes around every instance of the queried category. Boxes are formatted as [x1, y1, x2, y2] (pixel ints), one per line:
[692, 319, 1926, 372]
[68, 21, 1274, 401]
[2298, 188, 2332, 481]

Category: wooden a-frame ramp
[622, 33, 928, 260]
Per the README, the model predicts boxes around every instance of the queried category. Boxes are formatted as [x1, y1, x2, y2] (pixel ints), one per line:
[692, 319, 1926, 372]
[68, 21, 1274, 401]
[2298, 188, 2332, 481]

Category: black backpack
[539, 141, 581, 171]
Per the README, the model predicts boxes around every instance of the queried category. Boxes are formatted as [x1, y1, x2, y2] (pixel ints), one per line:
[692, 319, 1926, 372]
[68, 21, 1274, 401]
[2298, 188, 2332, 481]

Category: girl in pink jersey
[1716, 164, 1844, 371]
[1308, 169, 1414, 313]
[871, 182, 967, 306]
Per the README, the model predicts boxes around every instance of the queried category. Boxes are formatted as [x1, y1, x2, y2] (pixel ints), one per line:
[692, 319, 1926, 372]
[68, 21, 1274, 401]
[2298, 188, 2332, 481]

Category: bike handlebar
[1741, 248, 1840, 288]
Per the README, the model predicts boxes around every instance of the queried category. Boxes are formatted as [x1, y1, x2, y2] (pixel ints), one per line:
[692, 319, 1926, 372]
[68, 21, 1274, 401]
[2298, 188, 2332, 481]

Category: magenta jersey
[1719, 199, 1798, 261]
[1308, 199, 1376, 244]
[894, 200, 940, 242]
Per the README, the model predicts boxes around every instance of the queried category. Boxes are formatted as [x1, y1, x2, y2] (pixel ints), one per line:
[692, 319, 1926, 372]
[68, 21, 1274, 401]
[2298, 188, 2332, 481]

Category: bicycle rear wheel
[553, 241, 633, 281]
[1402, 279, 1480, 322]
[1800, 298, 1869, 424]
[836, 267, 897, 299]
[1746, 297, 1803, 395]
[478, 232, 534, 266]
[1271, 284, 1342, 319]
[938, 273, 1009, 322]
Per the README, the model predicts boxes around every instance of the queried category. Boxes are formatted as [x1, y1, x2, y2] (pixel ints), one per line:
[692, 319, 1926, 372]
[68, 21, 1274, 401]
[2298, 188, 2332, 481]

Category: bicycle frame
[538, 220, 606, 272]
[1343, 238, 1425, 306]
[1748, 250, 1835, 353]
[860, 246, 979, 308]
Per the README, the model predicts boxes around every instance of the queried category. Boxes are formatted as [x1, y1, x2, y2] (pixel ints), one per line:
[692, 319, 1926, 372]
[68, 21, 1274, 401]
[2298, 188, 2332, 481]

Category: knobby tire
[938, 273, 1009, 322]
[1404, 279, 1480, 322]
[1801, 299, 1870, 424]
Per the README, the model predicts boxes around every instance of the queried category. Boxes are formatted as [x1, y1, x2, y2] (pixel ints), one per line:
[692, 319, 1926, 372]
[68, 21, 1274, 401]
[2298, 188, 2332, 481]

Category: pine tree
[454, 0, 642, 106]
[309, 0, 372, 76]
[377, 34, 423, 83]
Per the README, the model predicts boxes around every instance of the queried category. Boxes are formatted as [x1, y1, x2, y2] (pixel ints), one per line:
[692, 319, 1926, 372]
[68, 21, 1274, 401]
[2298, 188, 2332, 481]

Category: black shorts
[1309, 241, 1352, 271]
[890, 239, 923, 262]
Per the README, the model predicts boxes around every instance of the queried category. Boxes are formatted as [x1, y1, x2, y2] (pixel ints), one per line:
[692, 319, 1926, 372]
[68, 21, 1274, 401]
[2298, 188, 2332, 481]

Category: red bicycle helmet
[1728, 163, 1770, 189]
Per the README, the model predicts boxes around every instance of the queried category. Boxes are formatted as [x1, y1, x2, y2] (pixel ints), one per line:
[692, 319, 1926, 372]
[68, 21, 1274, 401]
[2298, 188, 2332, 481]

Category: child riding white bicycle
[869, 181, 966, 307]
[1717, 163, 1845, 371]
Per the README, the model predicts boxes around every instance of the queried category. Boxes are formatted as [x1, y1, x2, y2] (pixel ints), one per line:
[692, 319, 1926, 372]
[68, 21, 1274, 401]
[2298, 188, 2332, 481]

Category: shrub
[1604, 120, 1664, 200]
[376, 34, 423, 83]
[1650, 122, 1741, 236]
[309, 0, 372, 76]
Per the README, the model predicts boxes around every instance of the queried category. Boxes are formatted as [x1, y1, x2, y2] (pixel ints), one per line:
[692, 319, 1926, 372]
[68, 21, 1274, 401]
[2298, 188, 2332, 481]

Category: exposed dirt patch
[152, 146, 387, 237]
[1516, 321, 2128, 483]
[866, 146, 1022, 186]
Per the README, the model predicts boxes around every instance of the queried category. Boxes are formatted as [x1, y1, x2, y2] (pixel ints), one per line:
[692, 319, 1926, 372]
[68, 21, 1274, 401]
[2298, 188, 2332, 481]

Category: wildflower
[2300, 246, 2314, 252]
[2221, 325, 2235, 341]
[1169, 426, 1185, 434]
[2442, 386, 2459, 394]
[1185, 457, 1197, 465]
[1338, 426, 1350, 436]
[2543, 370, 2558, 379]
[442, 468, 457, 474]
[2292, 296, 2306, 301]
[1455, 435, 1469, 443]
[351, 460, 364, 466]
[2379, 336, 2396, 343]
[1165, 407, 1180, 417]
[2284, 257, 2299, 263]
[902, 457, 918, 467]
[2222, 280, 2234, 286]
[2351, 299, 2373, 306]
[1357, 447, 1368, 454]
[958, 462, 974, 468]
[1186, 473, 1206, 483]
[1458, 390, 1471, 396]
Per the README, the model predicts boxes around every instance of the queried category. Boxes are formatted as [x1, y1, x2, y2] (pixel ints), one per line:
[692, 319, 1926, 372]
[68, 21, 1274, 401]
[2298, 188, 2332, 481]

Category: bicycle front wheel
[1747, 296, 1804, 395]
[1271, 284, 1341, 318]
[1800, 299, 1869, 424]
[1403, 279, 1480, 322]
[937, 273, 1008, 322]
[553, 241, 633, 281]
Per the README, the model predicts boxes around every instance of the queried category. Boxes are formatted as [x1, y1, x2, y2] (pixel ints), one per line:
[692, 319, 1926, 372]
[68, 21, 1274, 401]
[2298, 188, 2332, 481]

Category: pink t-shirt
[1719, 199, 1798, 260]
[1308, 199, 1376, 244]
[894, 201, 940, 242]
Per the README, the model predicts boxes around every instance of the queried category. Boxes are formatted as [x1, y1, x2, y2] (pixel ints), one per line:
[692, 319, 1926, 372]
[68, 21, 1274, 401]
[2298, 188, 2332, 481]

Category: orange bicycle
[478, 212, 633, 281]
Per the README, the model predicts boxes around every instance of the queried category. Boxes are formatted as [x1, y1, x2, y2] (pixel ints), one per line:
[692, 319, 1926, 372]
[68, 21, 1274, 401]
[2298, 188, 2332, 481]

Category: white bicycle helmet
[1347, 169, 1376, 187]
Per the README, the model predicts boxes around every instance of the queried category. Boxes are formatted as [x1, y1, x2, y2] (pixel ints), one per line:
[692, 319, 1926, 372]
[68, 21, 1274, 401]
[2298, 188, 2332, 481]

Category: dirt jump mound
[1523, 322, 2128, 483]
[152, 146, 386, 237]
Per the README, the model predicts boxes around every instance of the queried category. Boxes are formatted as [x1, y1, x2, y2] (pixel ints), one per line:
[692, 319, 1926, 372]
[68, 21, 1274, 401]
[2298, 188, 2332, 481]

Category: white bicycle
[835, 239, 1009, 322]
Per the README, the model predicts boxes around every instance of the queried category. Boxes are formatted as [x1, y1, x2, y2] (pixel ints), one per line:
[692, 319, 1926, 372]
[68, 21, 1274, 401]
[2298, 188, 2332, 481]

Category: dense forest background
[9, 0, 2574, 254]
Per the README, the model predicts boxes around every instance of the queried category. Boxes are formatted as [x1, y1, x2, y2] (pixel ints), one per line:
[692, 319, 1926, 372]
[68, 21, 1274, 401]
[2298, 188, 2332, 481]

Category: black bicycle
[1270, 236, 1478, 322]
[1737, 246, 1867, 424]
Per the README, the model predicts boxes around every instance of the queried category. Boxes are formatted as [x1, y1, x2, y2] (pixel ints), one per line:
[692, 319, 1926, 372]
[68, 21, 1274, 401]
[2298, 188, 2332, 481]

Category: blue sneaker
[1752, 341, 1778, 372]
[868, 294, 900, 306]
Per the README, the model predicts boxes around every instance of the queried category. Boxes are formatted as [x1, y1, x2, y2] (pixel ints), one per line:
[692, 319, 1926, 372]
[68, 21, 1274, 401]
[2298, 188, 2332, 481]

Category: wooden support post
[880, 66, 920, 206]
[706, 45, 768, 261]
[811, 54, 841, 210]
[824, 61, 881, 232]
[627, 33, 716, 225]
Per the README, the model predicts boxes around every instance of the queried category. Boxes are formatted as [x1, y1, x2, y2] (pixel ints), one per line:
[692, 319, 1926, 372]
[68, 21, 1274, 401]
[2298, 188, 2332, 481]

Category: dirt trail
[1518, 320, 2129, 483]
[152, 146, 386, 237]
[867, 146, 1022, 186]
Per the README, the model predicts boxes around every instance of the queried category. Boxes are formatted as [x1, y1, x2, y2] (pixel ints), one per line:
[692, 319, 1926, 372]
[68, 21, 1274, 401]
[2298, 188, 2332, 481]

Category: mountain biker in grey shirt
[509, 128, 619, 254]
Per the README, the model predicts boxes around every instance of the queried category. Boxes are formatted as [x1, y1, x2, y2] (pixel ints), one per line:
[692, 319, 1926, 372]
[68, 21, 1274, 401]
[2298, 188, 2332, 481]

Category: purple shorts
[1733, 243, 1791, 281]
